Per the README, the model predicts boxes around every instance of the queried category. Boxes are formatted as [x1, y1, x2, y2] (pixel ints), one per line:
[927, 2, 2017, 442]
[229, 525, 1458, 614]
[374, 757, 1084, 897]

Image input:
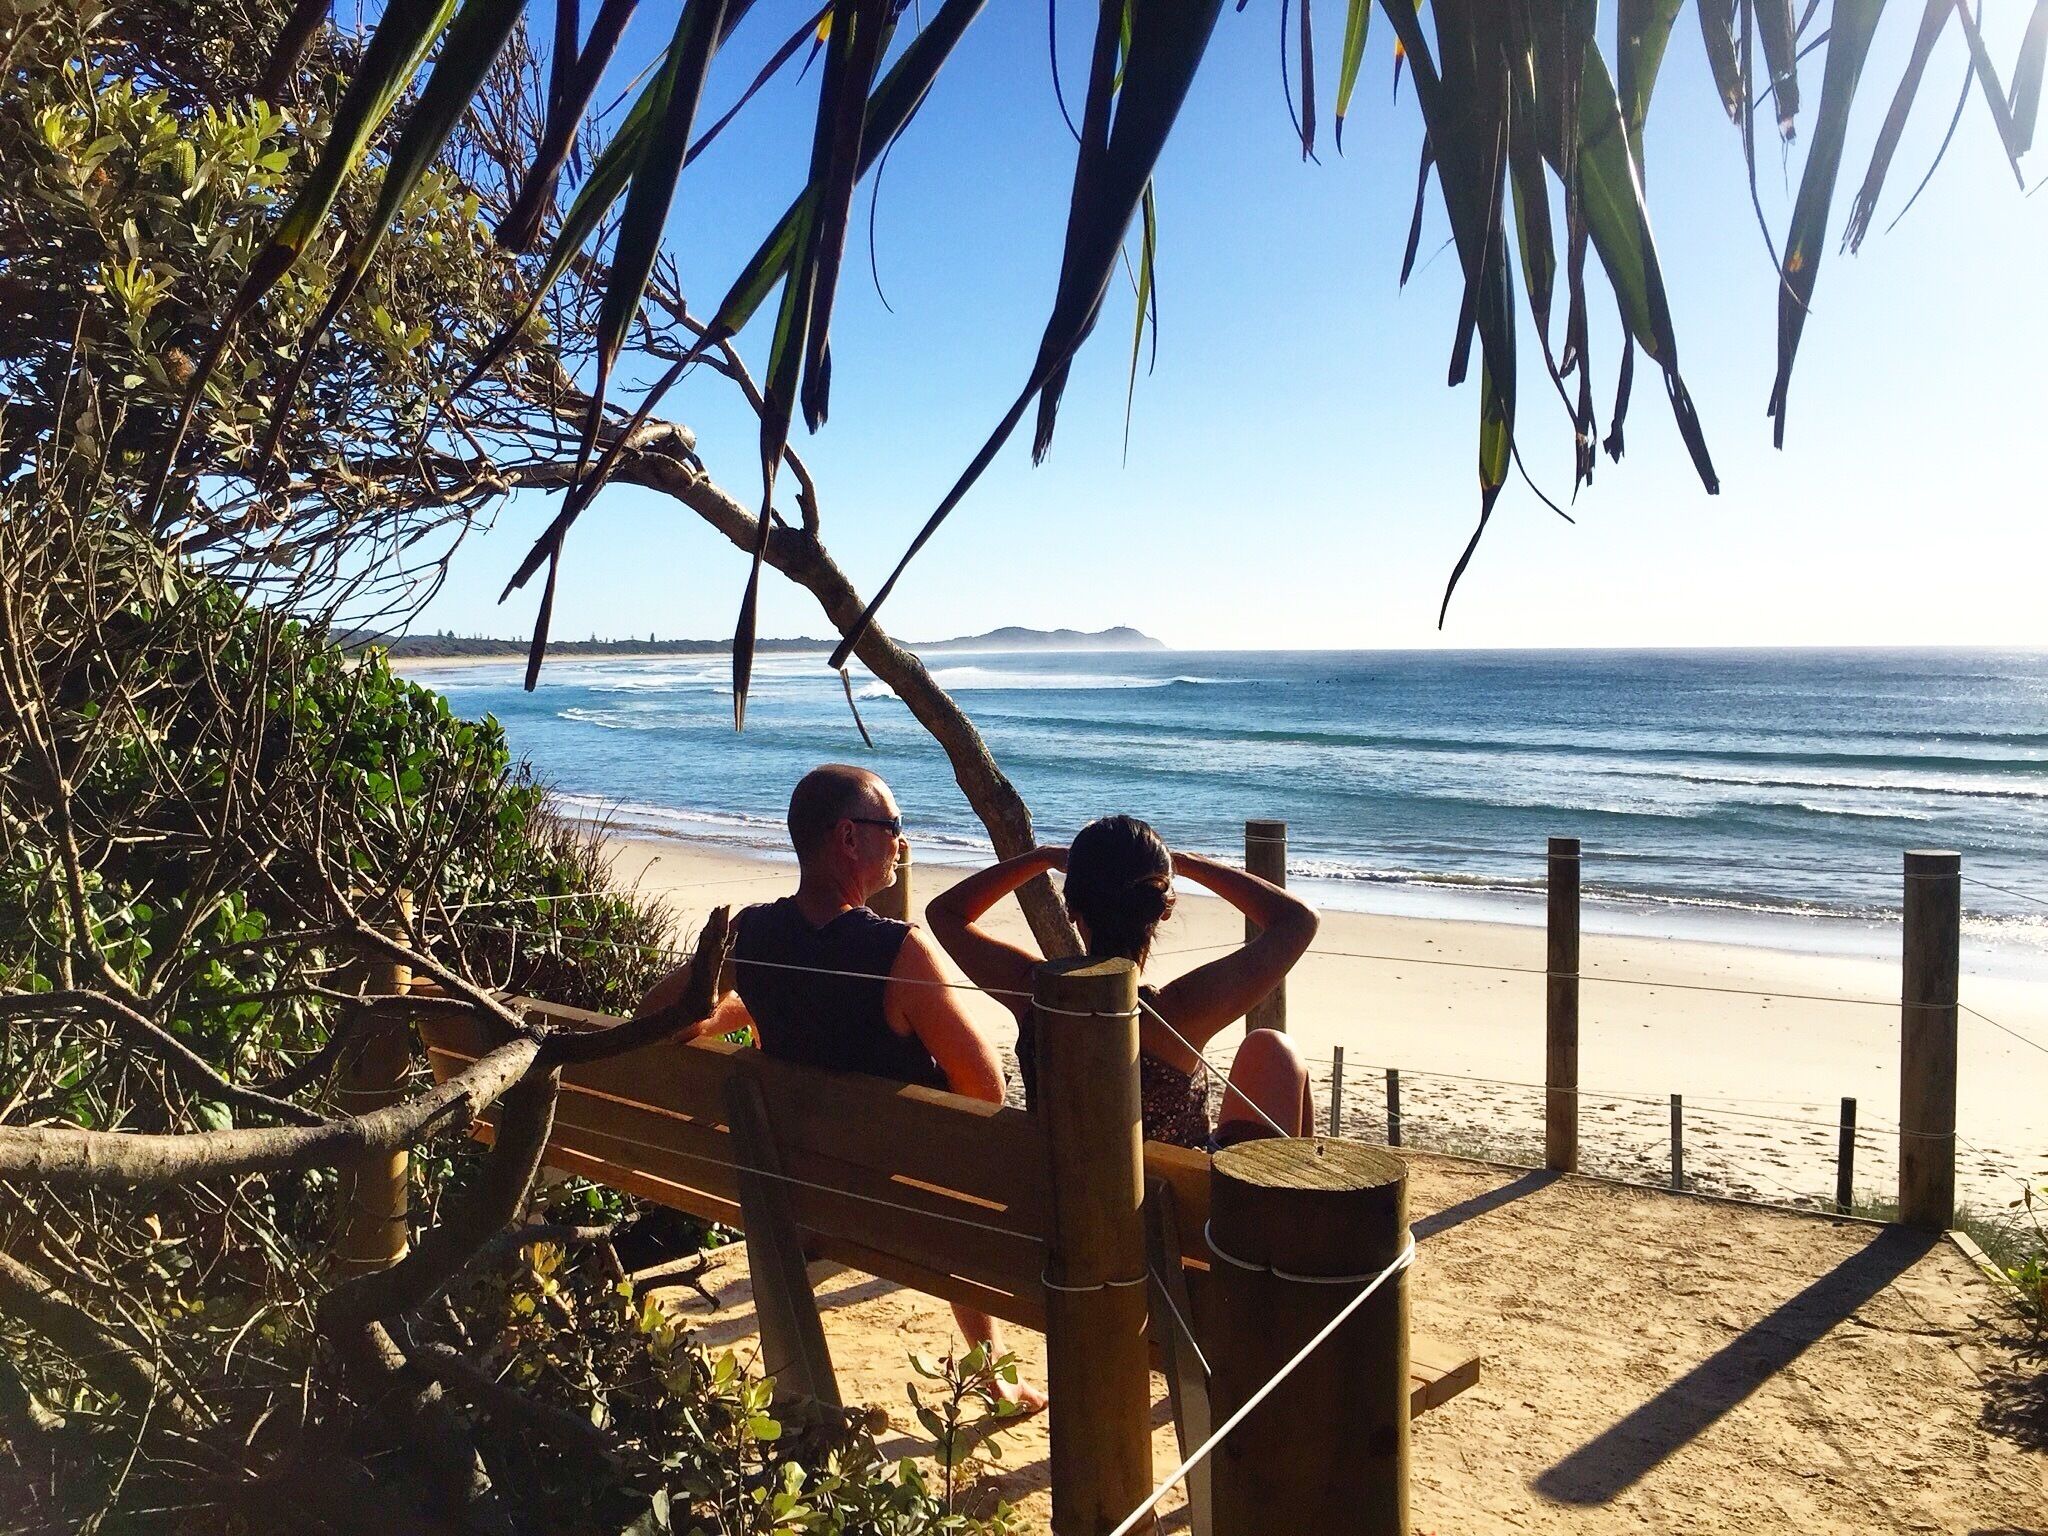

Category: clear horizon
[408, 7, 2048, 654]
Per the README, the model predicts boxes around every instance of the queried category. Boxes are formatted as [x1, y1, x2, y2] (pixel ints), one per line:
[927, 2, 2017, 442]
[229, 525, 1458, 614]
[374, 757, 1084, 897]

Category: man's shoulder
[885, 922, 942, 980]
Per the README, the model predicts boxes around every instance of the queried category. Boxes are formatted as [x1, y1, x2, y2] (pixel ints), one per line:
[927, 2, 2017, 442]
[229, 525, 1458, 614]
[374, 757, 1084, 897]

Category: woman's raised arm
[923, 847, 1065, 1010]
[1153, 849, 1318, 1047]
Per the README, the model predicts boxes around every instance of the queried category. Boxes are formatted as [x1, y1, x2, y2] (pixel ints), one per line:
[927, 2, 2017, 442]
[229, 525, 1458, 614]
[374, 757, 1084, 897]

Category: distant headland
[367, 624, 1165, 660]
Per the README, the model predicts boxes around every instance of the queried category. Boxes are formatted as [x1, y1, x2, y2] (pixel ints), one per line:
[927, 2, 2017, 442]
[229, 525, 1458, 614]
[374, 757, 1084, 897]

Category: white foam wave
[921, 666, 1208, 693]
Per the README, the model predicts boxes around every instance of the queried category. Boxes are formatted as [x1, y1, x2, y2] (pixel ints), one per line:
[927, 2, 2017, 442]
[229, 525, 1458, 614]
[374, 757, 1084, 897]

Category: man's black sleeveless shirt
[731, 897, 947, 1090]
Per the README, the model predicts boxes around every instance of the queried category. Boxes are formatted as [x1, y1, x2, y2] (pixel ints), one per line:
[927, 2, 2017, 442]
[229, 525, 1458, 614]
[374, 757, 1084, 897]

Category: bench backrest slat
[422, 1010, 1058, 1307]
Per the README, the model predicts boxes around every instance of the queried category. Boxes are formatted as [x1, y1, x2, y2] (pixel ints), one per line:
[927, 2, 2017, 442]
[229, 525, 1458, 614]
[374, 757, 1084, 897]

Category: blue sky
[412, 4, 2047, 651]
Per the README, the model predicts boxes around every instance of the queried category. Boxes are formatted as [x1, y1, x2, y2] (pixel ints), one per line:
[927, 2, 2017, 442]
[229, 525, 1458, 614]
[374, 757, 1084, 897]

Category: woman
[926, 816, 1317, 1151]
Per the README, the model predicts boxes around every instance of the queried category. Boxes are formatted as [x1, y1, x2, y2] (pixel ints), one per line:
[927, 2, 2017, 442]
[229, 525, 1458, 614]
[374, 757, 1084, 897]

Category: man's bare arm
[888, 931, 1004, 1103]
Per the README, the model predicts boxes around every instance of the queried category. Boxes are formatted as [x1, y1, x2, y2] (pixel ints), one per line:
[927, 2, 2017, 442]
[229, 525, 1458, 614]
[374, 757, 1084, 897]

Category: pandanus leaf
[453, 60, 665, 409]
[1122, 179, 1158, 456]
[1298, 0, 1318, 160]
[1615, 0, 1682, 143]
[1439, 357, 1514, 625]
[1399, 139, 1436, 285]
[795, 0, 893, 436]
[577, 0, 731, 488]
[1374, 0, 1518, 619]
[499, 0, 641, 252]
[456, 0, 815, 412]
[2012, 0, 2048, 154]
[1697, 0, 1746, 123]
[506, 0, 729, 690]
[1948, 0, 2027, 183]
[1757, 0, 1802, 136]
[499, 0, 989, 683]
[257, 0, 531, 477]
[550, 0, 582, 111]
[1507, 63, 1583, 472]
[146, 0, 455, 522]
[689, 0, 988, 354]
[737, 0, 890, 731]
[1606, 0, 1679, 462]
[1768, 0, 1888, 449]
[1843, 0, 1951, 254]
[826, 0, 1226, 672]
[1548, 33, 1717, 492]
[1334, 0, 1372, 150]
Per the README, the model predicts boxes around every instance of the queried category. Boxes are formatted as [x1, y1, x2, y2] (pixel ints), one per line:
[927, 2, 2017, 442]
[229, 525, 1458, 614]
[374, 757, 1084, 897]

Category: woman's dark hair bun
[1064, 815, 1175, 964]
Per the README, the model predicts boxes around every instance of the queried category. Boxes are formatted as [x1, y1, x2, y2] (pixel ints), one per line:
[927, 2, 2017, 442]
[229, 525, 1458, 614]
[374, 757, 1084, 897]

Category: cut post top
[1035, 954, 1139, 991]
[1547, 836, 1581, 858]
[1211, 1137, 1407, 1276]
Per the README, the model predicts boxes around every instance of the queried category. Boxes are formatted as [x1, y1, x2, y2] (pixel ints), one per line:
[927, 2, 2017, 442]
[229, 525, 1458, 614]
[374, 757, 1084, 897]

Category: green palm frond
[148, 0, 457, 523]
[205, 0, 2047, 680]
[827, 0, 1228, 672]
[1768, 0, 1885, 448]
[1334, 0, 1373, 149]
[257, 0, 532, 478]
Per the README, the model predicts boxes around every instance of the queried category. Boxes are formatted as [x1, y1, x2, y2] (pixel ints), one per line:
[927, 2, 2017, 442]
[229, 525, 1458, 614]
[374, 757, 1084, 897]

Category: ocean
[400, 647, 2048, 966]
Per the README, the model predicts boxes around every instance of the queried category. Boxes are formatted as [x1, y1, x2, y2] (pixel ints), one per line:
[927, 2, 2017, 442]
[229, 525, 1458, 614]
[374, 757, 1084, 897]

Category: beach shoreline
[590, 828, 2048, 1222]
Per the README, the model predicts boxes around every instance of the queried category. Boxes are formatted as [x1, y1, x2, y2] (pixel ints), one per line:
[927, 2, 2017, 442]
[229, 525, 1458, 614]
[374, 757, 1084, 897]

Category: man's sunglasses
[848, 814, 904, 837]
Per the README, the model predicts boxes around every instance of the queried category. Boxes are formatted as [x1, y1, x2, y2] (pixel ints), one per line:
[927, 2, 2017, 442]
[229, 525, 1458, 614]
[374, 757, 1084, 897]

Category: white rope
[726, 952, 1032, 1000]
[1147, 1263, 1213, 1381]
[437, 872, 789, 912]
[548, 1118, 1046, 1246]
[1038, 1269, 1147, 1293]
[1204, 1221, 1412, 1285]
[1104, 1236, 1416, 1536]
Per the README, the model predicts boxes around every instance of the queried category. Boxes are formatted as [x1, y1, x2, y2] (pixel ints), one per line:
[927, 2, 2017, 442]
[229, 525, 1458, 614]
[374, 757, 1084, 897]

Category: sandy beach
[596, 833, 2048, 1222]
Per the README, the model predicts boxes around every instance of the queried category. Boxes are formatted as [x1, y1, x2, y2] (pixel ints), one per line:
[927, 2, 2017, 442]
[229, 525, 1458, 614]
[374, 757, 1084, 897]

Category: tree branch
[0, 1037, 542, 1191]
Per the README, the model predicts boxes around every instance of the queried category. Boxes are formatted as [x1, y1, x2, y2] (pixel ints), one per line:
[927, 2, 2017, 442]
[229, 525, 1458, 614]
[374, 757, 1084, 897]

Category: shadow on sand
[1413, 1168, 1561, 1242]
[1534, 1224, 1938, 1506]
[1979, 1308, 2048, 1454]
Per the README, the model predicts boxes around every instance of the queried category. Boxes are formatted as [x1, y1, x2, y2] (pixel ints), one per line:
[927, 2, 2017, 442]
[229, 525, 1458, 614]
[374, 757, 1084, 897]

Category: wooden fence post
[1835, 1097, 1857, 1215]
[334, 890, 414, 1274]
[869, 841, 913, 923]
[1900, 850, 1960, 1231]
[1545, 837, 1581, 1173]
[1386, 1068, 1401, 1148]
[1669, 1094, 1683, 1192]
[1244, 820, 1287, 1034]
[1208, 1139, 1410, 1536]
[1329, 1045, 1345, 1138]
[1035, 957, 1153, 1536]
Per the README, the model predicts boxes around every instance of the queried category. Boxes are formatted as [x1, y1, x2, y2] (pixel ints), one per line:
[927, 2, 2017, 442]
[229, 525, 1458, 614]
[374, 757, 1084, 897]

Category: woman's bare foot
[995, 1376, 1050, 1417]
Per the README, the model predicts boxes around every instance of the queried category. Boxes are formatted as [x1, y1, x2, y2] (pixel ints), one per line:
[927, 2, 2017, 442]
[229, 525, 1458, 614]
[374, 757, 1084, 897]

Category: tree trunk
[515, 426, 1079, 959]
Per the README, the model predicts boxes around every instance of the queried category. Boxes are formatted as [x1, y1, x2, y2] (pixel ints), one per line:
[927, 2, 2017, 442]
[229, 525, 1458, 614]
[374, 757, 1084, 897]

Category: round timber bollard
[333, 891, 414, 1274]
[1034, 956, 1154, 1536]
[869, 841, 913, 923]
[1208, 1138, 1409, 1536]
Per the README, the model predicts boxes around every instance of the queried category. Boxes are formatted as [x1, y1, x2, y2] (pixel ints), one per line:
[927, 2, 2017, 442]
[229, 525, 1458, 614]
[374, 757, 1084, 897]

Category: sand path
[642, 1149, 2044, 1534]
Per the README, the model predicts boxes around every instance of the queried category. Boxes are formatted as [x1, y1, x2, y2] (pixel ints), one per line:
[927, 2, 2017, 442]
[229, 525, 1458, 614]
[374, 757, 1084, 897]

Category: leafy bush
[454, 1240, 1017, 1535]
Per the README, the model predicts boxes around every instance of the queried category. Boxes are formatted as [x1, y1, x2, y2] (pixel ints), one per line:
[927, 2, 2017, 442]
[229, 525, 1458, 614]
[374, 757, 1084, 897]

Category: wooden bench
[421, 998, 1479, 1427]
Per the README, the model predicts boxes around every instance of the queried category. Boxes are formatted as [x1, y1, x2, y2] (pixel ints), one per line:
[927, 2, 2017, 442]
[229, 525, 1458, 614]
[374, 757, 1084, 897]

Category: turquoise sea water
[400, 648, 2048, 963]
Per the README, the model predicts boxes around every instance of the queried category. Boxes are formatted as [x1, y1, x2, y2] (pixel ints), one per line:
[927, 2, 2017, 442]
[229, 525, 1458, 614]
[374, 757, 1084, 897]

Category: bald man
[641, 764, 1042, 1409]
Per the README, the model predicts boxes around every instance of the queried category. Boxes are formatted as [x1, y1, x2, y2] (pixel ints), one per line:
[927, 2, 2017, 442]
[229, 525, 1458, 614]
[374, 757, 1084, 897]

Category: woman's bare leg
[1214, 1027, 1311, 1142]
